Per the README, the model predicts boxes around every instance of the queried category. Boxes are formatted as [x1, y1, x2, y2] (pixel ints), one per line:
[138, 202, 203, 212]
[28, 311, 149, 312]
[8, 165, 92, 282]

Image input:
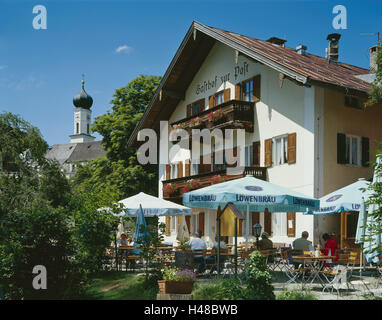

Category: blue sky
[0, 0, 381, 145]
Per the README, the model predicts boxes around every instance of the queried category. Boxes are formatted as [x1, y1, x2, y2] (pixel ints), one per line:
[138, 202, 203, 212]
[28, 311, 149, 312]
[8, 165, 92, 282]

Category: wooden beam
[162, 89, 185, 101]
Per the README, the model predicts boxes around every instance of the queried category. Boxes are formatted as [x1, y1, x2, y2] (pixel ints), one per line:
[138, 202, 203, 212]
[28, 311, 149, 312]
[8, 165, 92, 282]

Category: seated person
[292, 231, 313, 268]
[292, 231, 313, 252]
[205, 235, 227, 270]
[321, 233, 339, 265]
[117, 233, 129, 247]
[187, 230, 207, 274]
[257, 232, 273, 250]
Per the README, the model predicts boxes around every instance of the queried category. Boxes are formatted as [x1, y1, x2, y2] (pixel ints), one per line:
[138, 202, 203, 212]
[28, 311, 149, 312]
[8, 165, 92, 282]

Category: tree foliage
[0, 113, 119, 299]
[366, 40, 382, 107]
[73, 75, 161, 198]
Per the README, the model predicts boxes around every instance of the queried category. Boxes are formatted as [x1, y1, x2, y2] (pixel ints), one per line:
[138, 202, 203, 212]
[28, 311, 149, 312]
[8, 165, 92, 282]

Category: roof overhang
[128, 21, 370, 147]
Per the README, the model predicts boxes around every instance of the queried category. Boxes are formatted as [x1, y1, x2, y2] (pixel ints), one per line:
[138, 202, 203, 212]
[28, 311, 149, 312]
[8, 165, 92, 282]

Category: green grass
[80, 271, 158, 300]
[275, 289, 317, 300]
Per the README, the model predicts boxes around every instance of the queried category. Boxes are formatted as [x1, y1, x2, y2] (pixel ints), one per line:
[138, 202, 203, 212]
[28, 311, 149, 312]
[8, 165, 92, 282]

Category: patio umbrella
[363, 156, 382, 264]
[176, 215, 190, 243]
[112, 192, 192, 217]
[131, 204, 150, 255]
[355, 198, 368, 274]
[306, 178, 371, 215]
[183, 175, 319, 249]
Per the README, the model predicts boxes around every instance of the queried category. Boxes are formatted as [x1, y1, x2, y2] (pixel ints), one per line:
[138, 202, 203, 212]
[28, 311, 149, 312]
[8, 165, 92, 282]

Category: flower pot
[158, 280, 194, 294]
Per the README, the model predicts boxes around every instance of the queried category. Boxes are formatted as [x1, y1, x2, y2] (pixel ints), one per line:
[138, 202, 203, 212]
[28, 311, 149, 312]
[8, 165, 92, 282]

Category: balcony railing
[170, 100, 255, 133]
[162, 166, 267, 199]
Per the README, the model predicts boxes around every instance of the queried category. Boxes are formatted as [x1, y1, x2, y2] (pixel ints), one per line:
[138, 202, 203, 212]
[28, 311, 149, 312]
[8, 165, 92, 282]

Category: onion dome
[73, 80, 93, 109]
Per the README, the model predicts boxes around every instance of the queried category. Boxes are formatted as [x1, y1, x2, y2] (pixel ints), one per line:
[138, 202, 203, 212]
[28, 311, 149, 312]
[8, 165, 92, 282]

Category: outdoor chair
[344, 252, 373, 295]
[205, 248, 228, 277]
[192, 249, 207, 275]
[102, 247, 117, 271]
[375, 256, 382, 288]
[322, 265, 348, 297]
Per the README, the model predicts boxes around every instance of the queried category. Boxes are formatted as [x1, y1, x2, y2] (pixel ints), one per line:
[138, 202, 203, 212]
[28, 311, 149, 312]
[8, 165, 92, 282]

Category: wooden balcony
[170, 100, 255, 134]
[162, 166, 267, 201]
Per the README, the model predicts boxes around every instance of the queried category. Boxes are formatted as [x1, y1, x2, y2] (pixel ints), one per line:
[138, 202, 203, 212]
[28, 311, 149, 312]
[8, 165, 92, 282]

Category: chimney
[296, 44, 307, 55]
[266, 37, 287, 47]
[326, 33, 341, 62]
[370, 45, 379, 73]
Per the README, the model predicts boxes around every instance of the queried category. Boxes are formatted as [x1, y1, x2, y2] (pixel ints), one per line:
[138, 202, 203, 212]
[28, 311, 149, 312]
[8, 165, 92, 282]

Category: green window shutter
[337, 133, 346, 164]
[361, 137, 370, 167]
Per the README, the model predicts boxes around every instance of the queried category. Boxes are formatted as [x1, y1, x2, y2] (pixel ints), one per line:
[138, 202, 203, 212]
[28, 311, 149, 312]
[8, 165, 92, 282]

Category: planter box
[158, 280, 194, 294]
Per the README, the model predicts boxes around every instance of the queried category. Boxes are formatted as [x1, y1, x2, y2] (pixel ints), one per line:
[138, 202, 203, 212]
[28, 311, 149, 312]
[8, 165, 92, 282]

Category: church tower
[69, 79, 96, 143]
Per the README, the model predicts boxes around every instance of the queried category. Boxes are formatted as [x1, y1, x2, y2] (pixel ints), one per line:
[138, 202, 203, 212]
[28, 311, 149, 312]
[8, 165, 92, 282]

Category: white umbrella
[113, 192, 192, 217]
[176, 215, 190, 243]
[363, 156, 382, 264]
[116, 217, 126, 239]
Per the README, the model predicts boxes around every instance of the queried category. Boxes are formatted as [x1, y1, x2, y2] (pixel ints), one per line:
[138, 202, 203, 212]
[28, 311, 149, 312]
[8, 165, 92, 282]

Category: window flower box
[207, 108, 227, 125]
[208, 174, 225, 185]
[163, 183, 179, 196]
[183, 179, 201, 192]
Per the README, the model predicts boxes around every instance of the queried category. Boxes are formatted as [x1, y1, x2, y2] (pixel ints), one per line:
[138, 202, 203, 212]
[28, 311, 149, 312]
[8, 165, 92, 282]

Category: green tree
[73, 75, 161, 198]
[366, 40, 382, 107]
[364, 148, 382, 260]
[92, 74, 161, 162]
[0, 113, 120, 299]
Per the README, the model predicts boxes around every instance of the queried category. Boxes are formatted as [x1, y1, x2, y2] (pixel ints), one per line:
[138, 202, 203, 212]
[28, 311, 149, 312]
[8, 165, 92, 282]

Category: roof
[46, 140, 106, 164]
[209, 25, 371, 92]
[128, 21, 372, 146]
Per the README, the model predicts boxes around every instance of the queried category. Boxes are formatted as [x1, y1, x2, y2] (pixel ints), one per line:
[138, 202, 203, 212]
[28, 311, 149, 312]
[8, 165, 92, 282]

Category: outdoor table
[292, 255, 336, 289]
[116, 247, 140, 271]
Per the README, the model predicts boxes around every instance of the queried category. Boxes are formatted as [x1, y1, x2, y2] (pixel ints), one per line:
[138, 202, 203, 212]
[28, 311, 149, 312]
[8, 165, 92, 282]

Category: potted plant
[158, 266, 195, 294]
[163, 183, 179, 196]
[183, 179, 201, 192]
[207, 108, 227, 125]
[189, 116, 203, 128]
[208, 174, 225, 185]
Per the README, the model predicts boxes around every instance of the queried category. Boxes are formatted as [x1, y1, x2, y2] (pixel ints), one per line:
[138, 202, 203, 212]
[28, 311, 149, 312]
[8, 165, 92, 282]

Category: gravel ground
[195, 269, 382, 300]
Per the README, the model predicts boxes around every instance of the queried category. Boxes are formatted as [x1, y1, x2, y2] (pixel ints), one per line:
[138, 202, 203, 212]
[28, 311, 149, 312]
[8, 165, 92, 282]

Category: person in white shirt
[187, 231, 207, 273]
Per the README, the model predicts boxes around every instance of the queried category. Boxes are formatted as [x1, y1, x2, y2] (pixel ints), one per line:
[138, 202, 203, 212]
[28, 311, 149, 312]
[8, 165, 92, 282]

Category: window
[338, 133, 368, 167]
[76, 123, 79, 134]
[191, 162, 198, 176]
[273, 135, 288, 166]
[242, 78, 254, 102]
[192, 102, 201, 116]
[345, 95, 362, 110]
[244, 145, 253, 166]
[211, 91, 225, 108]
[170, 216, 177, 233]
[87, 124, 90, 134]
[170, 164, 177, 179]
[345, 135, 360, 166]
[187, 99, 205, 117]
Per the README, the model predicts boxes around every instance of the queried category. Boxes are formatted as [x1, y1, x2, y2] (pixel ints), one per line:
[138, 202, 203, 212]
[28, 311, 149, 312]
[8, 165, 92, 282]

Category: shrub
[243, 251, 275, 300]
[193, 278, 245, 300]
[276, 289, 317, 300]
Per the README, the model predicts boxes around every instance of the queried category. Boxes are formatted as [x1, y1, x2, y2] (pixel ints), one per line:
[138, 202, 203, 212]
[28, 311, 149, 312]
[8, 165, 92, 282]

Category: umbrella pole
[235, 217, 238, 276]
[245, 203, 249, 251]
[217, 206, 221, 276]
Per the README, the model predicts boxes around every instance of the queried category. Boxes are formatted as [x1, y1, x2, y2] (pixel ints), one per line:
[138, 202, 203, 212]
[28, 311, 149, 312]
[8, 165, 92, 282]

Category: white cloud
[115, 45, 132, 54]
